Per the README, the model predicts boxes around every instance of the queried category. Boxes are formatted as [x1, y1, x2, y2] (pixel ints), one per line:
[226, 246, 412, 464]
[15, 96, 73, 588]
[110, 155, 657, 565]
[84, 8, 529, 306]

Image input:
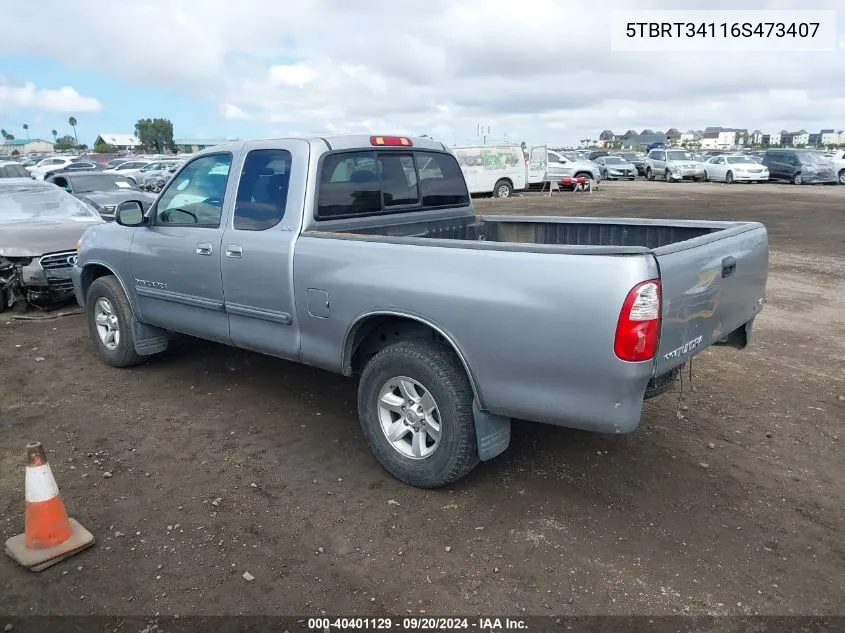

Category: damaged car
[0, 179, 103, 311]
[45, 171, 157, 221]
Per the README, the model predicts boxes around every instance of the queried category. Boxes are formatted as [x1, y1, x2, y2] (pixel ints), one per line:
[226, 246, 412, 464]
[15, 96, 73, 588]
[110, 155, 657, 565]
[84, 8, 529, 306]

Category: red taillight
[370, 136, 413, 147]
[614, 280, 661, 362]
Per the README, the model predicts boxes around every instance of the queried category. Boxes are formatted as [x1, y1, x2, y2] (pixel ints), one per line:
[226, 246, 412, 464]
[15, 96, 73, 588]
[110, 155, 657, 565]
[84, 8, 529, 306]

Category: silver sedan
[594, 156, 637, 180]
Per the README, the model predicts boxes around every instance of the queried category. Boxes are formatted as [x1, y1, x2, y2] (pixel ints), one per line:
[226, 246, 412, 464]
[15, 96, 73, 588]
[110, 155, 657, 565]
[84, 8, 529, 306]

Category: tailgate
[653, 223, 768, 376]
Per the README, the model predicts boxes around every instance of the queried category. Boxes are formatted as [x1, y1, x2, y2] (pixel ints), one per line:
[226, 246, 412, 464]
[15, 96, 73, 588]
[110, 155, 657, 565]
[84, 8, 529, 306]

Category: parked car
[43, 160, 104, 179]
[0, 161, 31, 178]
[593, 155, 637, 180]
[0, 179, 103, 310]
[644, 149, 705, 182]
[134, 160, 184, 187]
[527, 145, 602, 187]
[827, 150, 845, 184]
[102, 159, 154, 184]
[615, 152, 647, 175]
[45, 171, 157, 221]
[28, 157, 80, 180]
[72, 135, 769, 488]
[703, 155, 769, 184]
[587, 151, 609, 161]
[106, 158, 133, 169]
[762, 149, 837, 185]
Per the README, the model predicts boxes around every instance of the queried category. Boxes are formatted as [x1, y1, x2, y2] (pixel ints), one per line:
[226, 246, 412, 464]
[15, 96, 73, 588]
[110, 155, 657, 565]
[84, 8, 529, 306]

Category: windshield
[726, 156, 754, 164]
[71, 174, 138, 193]
[667, 151, 695, 161]
[603, 157, 625, 164]
[0, 184, 101, 222]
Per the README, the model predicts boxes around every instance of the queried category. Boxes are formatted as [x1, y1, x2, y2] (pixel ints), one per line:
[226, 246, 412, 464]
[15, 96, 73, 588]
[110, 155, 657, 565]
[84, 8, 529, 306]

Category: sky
[0, 0, 843, 148]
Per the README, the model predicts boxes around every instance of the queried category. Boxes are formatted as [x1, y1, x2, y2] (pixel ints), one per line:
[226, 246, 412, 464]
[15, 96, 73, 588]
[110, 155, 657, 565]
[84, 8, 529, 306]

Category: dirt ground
[1, 180, 843, 618]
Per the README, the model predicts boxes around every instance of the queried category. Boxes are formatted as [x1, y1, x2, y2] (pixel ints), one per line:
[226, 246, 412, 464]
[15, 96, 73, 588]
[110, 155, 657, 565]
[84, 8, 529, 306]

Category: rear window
[0, 164, 30, 178]
[316, 150, 468, 220]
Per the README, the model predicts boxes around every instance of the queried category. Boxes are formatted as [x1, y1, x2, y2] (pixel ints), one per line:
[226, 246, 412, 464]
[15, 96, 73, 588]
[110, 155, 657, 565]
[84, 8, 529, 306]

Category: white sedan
[703, 155, 769, 184]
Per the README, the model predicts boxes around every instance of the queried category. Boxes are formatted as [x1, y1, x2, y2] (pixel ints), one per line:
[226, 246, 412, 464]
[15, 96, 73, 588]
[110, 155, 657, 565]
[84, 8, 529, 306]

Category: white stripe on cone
[25, 463, 61, 503]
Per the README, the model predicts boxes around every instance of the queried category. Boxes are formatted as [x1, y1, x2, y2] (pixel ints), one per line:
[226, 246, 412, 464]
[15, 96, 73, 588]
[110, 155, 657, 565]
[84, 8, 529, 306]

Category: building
[791, 130, 809, 146]
[94, 134, 141, 151]
[750, 130, 764, 146]
[808, 133, 821, 146]
[173, 138, 230, 153]
[820, 129, 841, 146]
[769, 132, 782, 147]
[2, 138, 54, 155]
[680, 130, 703, 144]
[621, 133, 668, 150]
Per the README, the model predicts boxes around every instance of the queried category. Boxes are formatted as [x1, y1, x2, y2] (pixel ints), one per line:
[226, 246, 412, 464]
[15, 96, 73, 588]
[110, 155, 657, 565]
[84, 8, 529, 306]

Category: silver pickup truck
[72, 135, 769, 488]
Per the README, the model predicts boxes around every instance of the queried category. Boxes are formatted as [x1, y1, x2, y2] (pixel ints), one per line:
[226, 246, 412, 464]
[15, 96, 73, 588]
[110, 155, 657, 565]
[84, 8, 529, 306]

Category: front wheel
[85, 276, 144, 367]
[357, 340, 479, 488]
[792, 172, 803, 185]
[726, 170, 734, 184]
[664, 170, 673, 182]
[645, 168, 653, 181]
[838, 169, 845, 185]
[493, 179, 513, 198]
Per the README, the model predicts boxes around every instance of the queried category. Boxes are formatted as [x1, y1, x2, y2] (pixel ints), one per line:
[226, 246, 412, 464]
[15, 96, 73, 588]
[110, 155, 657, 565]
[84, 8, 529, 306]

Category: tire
[703, 170, 709, 182]
[85, 276, 144, 368]
[357, 340, 479, 488]
[726, 170, 733, 184]
[493, 179, 513, 198]
[664, 170, 672, 182]
[645, 168, 653, 181]
[838, 169, 845, 185]
[792, 172, 802, 185]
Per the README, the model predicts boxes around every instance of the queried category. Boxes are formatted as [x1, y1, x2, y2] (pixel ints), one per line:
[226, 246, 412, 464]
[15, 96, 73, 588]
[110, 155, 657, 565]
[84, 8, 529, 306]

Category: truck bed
[310, 212, 750, 254]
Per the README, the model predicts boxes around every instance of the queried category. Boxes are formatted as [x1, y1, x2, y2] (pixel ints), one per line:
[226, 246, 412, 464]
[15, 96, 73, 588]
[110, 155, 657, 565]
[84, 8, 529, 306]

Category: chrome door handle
[196, 242, 213, 256]
[225, 245, 243, 258]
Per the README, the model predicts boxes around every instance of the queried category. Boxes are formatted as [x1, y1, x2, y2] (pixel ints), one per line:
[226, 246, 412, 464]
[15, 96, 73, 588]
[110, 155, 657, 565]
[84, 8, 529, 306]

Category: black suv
[762, 149, 836, 185]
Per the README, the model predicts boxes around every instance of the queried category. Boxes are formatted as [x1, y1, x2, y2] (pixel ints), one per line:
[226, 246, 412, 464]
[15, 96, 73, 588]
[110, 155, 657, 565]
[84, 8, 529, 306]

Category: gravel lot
[1, 180, 843, 617]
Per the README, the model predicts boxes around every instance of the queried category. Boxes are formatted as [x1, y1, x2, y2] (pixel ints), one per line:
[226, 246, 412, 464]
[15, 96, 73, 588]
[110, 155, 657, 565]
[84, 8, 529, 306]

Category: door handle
[225, 245, 243, 258]
[196, 242, 213, 256]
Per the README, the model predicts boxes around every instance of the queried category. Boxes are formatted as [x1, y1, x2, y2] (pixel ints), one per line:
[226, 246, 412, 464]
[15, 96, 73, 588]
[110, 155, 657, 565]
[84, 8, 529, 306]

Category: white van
[450, 144, 527, 197]
[527, 145, 601, 187]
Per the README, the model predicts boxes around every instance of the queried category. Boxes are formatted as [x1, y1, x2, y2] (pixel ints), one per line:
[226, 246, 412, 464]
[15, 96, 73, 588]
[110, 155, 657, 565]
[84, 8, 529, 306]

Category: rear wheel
[357, 340, 479, 488]
[493, 179, 513, 198]
[85, 276, 144, 368]
[726, 170, 734, 184]
[703, 170, 709, 181]
[838, 169, 845, 185]
[792, 172, 803, 185]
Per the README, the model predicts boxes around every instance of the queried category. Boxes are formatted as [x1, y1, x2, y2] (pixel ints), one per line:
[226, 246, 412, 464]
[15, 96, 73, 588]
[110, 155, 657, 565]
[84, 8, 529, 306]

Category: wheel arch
[342, 311, 485, 408]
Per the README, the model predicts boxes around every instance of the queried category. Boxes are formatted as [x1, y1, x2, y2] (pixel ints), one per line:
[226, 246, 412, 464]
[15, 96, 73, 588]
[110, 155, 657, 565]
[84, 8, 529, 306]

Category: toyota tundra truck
[71, 135, 769, 488]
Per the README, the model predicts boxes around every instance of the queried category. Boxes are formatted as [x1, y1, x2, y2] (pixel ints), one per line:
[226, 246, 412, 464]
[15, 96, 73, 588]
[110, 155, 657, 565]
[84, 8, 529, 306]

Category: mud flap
[473, 401, 511, 461]
[133, 322, 169, 355]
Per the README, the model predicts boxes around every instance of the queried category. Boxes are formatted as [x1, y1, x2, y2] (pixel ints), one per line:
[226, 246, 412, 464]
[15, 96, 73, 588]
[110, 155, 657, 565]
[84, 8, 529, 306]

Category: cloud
[0, 80, 102, 113]
[221, 103, 250, 120]
[1, 0, 843, 145]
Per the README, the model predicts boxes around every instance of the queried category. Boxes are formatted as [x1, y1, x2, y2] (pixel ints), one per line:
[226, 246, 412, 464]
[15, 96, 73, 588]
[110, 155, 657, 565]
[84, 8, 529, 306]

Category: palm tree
[52, 129, 58, 144]
[23, 123, 29, 140]
[0, 129, 8, 142]
[68, 116, 79, 148]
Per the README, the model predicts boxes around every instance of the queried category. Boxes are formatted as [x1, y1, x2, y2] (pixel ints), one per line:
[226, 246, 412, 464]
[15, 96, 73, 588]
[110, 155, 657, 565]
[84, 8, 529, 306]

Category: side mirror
[115, 201, 147, 227]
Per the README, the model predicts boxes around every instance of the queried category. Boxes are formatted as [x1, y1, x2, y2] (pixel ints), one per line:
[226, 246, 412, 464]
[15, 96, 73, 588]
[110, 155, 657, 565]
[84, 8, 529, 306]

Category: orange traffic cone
[5, 442, 95, 571]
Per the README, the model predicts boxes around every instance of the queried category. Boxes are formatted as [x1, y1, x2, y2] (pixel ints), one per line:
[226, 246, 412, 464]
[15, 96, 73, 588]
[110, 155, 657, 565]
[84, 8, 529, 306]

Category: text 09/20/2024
[610, 10, 838, 52]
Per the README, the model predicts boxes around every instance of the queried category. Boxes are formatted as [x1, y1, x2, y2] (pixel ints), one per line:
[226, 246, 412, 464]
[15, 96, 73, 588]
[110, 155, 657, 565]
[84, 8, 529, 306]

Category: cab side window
[233, 149, 292, 231]
[155, 153, 232, 227]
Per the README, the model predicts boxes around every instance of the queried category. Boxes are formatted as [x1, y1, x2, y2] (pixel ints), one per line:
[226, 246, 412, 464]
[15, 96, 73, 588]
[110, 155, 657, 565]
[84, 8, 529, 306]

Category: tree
[135, 118, 175, 153]
[52, 129, 58, 144]
[54, 134, 76, 151]
[0, 129, 8, 141]
[77, 144, 88, 150]
[68, 116, 79, 148]
[23, 123, 29, 140]
[94, 143, 117, 153]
